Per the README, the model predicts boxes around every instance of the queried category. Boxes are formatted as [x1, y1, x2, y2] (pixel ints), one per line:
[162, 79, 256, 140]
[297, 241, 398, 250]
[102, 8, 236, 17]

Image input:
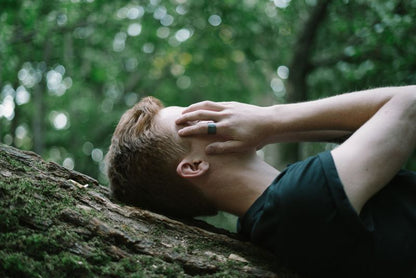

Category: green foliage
[0, 0, 414, 186]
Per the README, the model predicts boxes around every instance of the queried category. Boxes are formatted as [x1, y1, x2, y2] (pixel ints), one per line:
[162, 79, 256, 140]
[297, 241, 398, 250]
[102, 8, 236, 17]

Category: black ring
[207, 123, 216, 135]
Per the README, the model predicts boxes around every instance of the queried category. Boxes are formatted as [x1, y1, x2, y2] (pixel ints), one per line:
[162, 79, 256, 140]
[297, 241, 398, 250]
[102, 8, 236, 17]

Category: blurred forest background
[1, 0, 415, 229]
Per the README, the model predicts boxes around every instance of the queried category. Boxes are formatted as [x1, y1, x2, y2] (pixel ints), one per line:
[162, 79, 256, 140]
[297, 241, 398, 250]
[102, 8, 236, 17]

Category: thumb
[205, 141, 247, 155]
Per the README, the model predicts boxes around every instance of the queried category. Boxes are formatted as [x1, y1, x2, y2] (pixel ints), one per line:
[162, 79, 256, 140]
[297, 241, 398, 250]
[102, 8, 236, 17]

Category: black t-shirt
[238, 151, 416, 278]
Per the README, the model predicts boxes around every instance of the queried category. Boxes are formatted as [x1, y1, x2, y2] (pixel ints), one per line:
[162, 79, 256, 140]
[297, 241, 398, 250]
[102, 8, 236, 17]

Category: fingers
[176, 110, 221, 125]
[205, 141, 247, 155]
[182, 101, 225, 114]
[178, 122, 214, 137]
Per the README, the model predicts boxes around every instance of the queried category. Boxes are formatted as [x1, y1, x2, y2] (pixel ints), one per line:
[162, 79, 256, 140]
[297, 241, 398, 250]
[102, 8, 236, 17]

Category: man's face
[156, 106, 184, 140]
[155, 106, 215, 152]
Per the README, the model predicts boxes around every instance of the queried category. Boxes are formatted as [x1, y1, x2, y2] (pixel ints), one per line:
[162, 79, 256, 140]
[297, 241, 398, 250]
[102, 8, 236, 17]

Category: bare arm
[177, 87, 406, 153]
[272, 86, 416, 212]
[177, 86, 416, 212]
[331, 90, 416, 212]
[266, 87, 396, 134]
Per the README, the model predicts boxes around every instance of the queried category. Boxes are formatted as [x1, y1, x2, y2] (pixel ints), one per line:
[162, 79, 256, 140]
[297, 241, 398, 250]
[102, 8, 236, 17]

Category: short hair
[105, 96, 217, 217]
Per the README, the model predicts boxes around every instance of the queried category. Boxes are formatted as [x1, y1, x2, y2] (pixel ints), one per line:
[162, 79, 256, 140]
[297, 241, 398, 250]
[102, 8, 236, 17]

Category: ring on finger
[207, 123, 216, 135]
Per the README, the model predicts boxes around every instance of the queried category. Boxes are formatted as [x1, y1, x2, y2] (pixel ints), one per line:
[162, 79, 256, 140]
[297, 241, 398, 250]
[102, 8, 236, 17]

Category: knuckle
[222, 111, 232, 117]
[196, 125, 206, 133]
[221, 121, 230, 129]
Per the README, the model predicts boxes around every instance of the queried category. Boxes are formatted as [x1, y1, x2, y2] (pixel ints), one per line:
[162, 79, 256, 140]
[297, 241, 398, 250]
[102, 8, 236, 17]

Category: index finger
[175, 110, 220, 125]
[182, 101, 225, 114]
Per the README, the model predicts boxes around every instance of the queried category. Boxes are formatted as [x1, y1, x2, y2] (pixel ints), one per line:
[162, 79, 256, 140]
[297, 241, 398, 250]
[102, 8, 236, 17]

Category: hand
[175, 101, 272, 154]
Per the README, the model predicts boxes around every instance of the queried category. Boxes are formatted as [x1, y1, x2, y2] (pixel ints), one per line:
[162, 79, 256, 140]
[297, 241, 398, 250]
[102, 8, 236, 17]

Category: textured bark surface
[0, 144, 300, 277]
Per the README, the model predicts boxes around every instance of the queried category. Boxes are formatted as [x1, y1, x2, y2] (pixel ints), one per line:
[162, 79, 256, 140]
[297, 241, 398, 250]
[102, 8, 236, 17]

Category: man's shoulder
[239, 151, 337, 234]
[272, 151, 334, 195]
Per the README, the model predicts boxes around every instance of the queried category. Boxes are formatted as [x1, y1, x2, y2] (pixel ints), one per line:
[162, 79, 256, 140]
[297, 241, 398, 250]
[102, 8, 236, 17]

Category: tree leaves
[0, 0, 414, 182]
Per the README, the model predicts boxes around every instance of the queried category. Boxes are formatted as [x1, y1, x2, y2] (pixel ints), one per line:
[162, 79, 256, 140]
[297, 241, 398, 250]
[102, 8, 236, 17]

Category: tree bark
[0, 144, 300, 277]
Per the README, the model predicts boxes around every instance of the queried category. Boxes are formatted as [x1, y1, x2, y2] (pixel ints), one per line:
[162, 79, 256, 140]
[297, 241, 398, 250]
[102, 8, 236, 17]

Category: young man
[106, 86, 416, 277]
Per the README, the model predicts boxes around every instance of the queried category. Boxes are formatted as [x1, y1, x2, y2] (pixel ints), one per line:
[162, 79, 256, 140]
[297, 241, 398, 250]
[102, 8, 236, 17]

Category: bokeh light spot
[0, 95, 15, 120]
[273, 0, 291, 9]
[177, 75, 191, 89]
[277, 65, 289, 79]
[142, 43, 155, 53]
[82, 141, 94, 156]
[127, 6, 144, 19]
[157, 27, 170, 39]
[175, 28, 191, 42]
[50, 111, 69, 130]
[161, 14, 174, 26]
[15, 86, 30, 105]
[91, 148, 104, 162]
[63, 157, 75, 170]
[208, 15, 222, 26]
[127, 23, 142, 36]
[15, 125, 28, 139]
[270, 77, 285, 95]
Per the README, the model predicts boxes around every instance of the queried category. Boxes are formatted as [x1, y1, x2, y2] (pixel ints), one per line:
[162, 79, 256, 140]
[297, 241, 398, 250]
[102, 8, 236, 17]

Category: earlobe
[177, 159, 209, 179]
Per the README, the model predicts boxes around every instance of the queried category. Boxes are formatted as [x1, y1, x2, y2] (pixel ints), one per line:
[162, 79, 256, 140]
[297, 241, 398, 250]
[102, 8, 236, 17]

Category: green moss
[22, 233, 61, 259]
[150, 226, 165, 237]
[0, 174, 191, 277]
[0, 148, 279, 277]
[0, 251, 43, 278]
[187, 238, 218, 251]
[84, 238, 112, 265]
[100, 257, 143, 277]
[0, 152, 32, 172]
[45, 252, 92, 277]
[0, 207, 20, 231]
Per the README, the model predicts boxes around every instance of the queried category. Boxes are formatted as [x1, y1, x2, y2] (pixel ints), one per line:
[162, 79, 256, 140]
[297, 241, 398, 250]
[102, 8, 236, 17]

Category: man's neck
[202, 153, 279, 217]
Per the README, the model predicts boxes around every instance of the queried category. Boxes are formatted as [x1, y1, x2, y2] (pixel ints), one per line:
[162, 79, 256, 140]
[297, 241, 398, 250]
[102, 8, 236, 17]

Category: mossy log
[0, 144, 299, 277]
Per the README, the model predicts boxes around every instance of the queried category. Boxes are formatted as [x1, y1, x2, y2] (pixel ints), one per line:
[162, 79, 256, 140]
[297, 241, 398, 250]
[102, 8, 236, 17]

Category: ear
[176, 159, 210, 179]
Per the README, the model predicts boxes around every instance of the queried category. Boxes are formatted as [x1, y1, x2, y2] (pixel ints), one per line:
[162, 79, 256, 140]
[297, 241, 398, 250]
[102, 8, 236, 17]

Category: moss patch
[0, 145, 282, 277]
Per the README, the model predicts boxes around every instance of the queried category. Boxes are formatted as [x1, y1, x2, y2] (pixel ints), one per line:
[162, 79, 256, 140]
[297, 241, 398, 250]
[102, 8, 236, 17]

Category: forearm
[176, 86, 414, 154]
[267, 86, 416, 135]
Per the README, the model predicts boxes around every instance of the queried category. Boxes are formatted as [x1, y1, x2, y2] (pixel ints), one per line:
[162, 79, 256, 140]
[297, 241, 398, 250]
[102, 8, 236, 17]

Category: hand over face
[175, 101, 271, 154]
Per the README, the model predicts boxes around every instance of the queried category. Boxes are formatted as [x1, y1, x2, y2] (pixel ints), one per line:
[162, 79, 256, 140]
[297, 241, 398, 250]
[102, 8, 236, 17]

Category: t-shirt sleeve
[318, 151, 375, 233]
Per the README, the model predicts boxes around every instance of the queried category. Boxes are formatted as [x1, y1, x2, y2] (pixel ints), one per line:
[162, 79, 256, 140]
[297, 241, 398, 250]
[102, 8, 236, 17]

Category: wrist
[266, 104, 291, 133]
[259, 104, 289, 141]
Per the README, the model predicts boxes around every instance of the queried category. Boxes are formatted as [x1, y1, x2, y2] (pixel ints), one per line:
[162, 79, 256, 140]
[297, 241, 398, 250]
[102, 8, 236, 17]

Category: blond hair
[105, 97, 217, 217]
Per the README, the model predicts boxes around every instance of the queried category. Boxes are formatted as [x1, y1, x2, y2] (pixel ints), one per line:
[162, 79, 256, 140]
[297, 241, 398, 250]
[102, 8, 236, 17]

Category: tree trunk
[0, 144, 300, 278]
[32, 41, 52, 156]
[32, 83, 45, 155]
[279, 0, 332, 166]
